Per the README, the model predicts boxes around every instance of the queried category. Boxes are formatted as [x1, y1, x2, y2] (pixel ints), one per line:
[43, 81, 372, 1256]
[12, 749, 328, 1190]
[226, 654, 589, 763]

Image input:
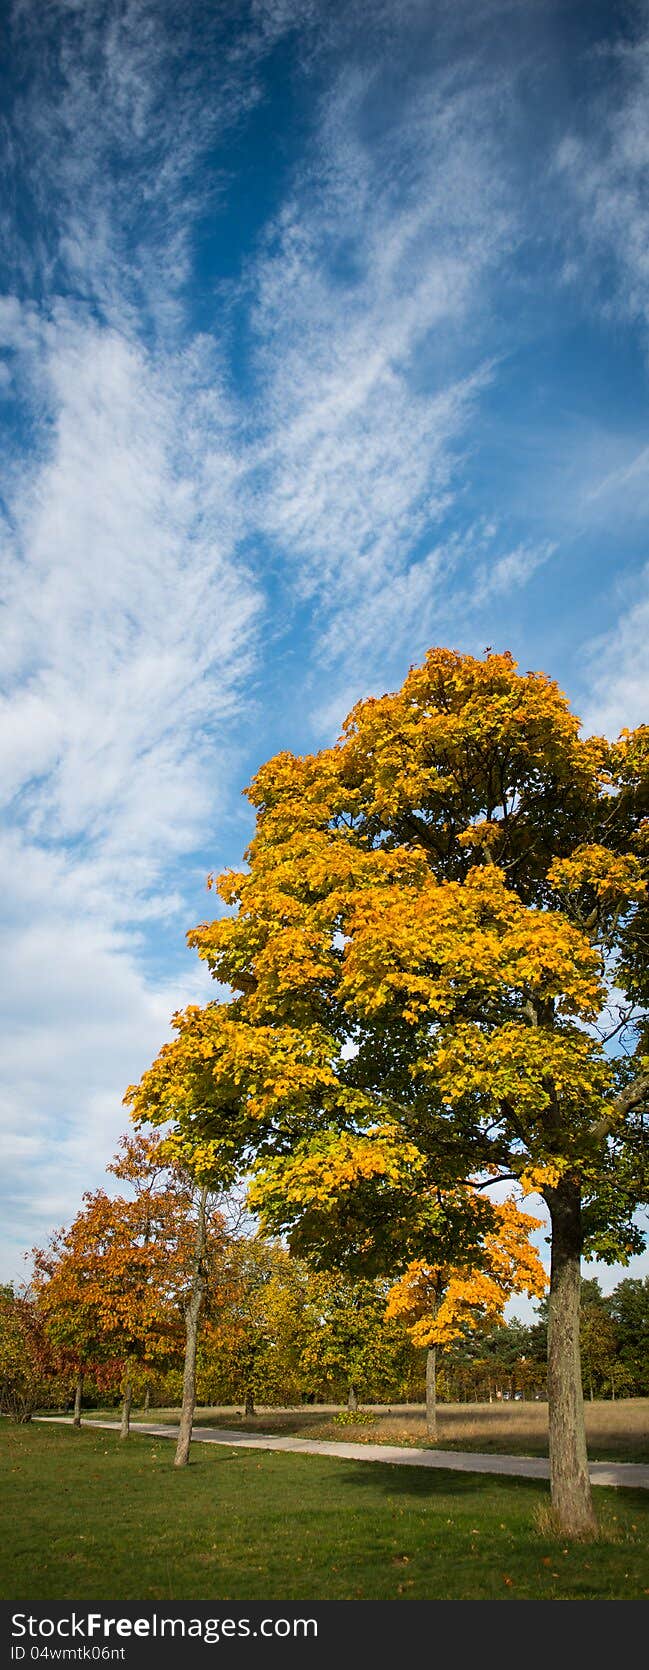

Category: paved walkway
[36, 1417, 649, 1491]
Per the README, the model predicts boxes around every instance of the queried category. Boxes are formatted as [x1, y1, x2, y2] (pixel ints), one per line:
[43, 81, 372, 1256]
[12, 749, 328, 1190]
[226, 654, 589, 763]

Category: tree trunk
[244, 1391, 256, 1417]
[174, 1185, 209, 1469]
[120, 1373, 132, 1440]
[425, 1346, 437, 1439]
[347, 1384, 358, 1412]
[547, 1178, 597, 1538]
[72, 1369, 83, 1428]
[143, 1385, 150, 1412]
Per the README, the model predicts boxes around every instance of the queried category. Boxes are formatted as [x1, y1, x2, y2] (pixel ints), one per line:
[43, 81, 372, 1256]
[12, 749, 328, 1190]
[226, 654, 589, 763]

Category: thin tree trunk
[143, 1386, 150, 1413]
[347, 1384, 358, 1412]
[547, 1178, 597, 1538]
[120, 1372, 132, 1440]
[244, 1391, 256, 1417]
[425, 1346, 437, 1439]
[611, 1378, 615, 1402]
[72, 1369, 83, 1428]
[174, 1185, 209, 1469]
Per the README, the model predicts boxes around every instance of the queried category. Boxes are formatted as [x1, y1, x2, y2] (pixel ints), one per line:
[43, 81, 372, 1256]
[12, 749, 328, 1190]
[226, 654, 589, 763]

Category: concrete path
[35, 1417, 649, 1491]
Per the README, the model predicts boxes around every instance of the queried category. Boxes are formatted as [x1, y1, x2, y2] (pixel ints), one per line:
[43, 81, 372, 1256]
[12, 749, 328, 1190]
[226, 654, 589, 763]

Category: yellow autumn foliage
[385, 1194, 546, 1348]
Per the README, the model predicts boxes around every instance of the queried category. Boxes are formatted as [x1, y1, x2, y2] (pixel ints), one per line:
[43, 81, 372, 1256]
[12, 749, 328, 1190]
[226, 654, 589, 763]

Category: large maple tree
[128, 649, 649, 1536]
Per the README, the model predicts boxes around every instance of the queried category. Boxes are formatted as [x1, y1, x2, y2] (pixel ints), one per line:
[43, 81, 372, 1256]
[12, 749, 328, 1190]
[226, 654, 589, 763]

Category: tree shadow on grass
[325, 1461, 544, 1502]
[329, 1463, 649, 1532]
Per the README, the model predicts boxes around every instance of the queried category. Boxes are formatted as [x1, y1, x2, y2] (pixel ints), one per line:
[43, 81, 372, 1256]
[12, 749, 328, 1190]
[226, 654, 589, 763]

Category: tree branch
[589, 1073, 649, 1143]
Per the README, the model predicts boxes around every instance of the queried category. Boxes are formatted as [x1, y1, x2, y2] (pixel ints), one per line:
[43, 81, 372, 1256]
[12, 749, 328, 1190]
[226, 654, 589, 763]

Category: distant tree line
[440, 1277, 649, 1404]
[2, 1165, 647, 1424]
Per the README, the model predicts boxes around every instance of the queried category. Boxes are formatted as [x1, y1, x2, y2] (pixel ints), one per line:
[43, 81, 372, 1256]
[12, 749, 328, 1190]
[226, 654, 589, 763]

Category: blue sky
[1, 0, 648, 1309]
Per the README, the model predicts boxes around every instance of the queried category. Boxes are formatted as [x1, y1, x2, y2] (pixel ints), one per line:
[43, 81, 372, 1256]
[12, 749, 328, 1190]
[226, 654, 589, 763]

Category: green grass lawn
[3, 1421, 649, 1602]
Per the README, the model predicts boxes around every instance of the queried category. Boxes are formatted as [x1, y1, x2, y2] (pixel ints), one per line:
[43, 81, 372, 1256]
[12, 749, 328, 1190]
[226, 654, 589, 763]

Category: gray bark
[120, 1372, 132, 1440]
[425, 1346, 437, 1438]
[347, 1384, 358, 1412]
[547, 1178, 598, 1537]
[72, 1369, 83, 1428]
[174, 1185, 209, 1469]
[244, 1391, 256, 1417]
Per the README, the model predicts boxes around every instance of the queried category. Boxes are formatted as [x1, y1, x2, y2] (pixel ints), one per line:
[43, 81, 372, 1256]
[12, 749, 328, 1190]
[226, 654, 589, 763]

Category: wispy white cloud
[556, 7, 649, 338]
[471, 539, 556, 605]
[582, 443, 649, 513]
[249, 58, 515, 636]
[2, 309, 258, 874]
[7, 0, 272, 329]
[0, 822, 216, 1269]
[311, 526, 557, 738]
[552, 6, 649, 743]
[0, 308, 260, 1276]
[580, 562, 649, 739]
[0, 1, 279, 1274]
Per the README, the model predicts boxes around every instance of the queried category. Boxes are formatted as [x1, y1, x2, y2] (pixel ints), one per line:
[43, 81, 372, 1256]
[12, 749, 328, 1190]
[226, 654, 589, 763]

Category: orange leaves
[548, 845, 646, 912]
[457, 820, 503, 851]
[126, 1004, 343, 1139]
[519, 1160, 566, 1198]
[0, 1291, 61, 1420]
[182, 651, 610, 1041]
[384, 1192, 547, 1348]
[32, 1137, 226, 1372]
[340, 863, 605, 1026]
[337, 646, 602, 831]
[188, 830, 428, 1020]
[485, 1197, 547, 1299]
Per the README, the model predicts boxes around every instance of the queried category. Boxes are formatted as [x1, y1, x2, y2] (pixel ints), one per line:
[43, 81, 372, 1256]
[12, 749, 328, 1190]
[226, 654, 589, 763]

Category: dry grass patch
[85, 1397, 649, 1463]
[532, 1500, 636, 1545]
[83, 1396, 647, 1462]
[192, 1398, 649, 1463]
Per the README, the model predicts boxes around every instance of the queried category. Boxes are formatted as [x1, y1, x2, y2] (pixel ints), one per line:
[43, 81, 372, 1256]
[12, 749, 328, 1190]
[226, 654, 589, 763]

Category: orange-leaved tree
[0, 1287, 62, 1422]
[32, 1133, 224, 1439]
[127, 649, 649, 1537]
[384, 1193, 547, 1434]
